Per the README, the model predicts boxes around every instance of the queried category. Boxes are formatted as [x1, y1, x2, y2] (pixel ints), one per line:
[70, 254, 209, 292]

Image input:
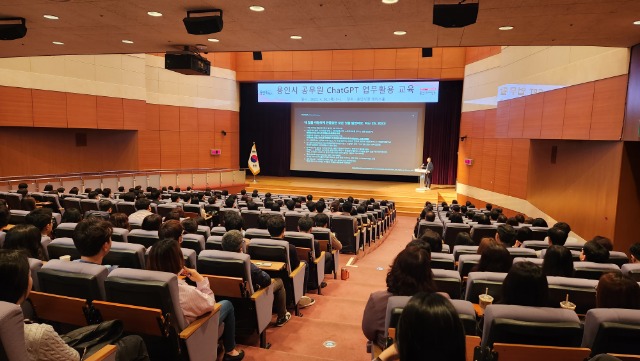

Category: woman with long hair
[3, 224, 46, 260]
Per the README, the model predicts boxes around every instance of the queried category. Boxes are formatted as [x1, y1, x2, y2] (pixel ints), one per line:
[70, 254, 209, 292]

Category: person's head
[98, 199, 113, 212]
[56, 187, 65, 194]
[547, 227, 568, 246]
[396, 292, 466, 361]
[630, 243, 640, 263]
[0, 249, 32, 304]
[553, 222, 571, 236]
[16, 189, 27, 198]
[141, 214, 162, 231]
[240, 189, 246, 196]
[419, 229, 443, 253]
[255, 213, 269, 229]
[314, 213, 330, 228]
[122, 192, 136, 202]
[73, 218, 113, 259]
[489, 210, 500, 221]
[386, 247, 436, 296]
[298, 215, 314, 233]
[477, 237, 498, 255]
[25, 208, 53, 235]
[516, 226, 532, 243]
[581, 240, 610, 263]
[270, 203, 281, 212]
[449, 213, 463, 224]
[424, 211, 436, 222]
[285, 199, 295, 211]
[506, 217, 519, 227]
[18, 182, 28, 190]
[102, 188, 112, 198]
[426, 157, 432, 163]
[224, 212, 244, 232]
[21, 197, 36, 211]
[147, 238, 184, 274]
[475, 244, 511, 273]
[225, 197, 236, 208]
[496, 214, 508, 224]
[163, 209, 181, 222]
[181, 218, 198, 234]
[267, 215, 285, 238]
[61, 208, 83, 223]
[496, 224, 517, 247]
[169, 193, 180, 203]
[341, 201, 352, 213]
[135, 198, 151, 211]
[221, 230, 244, 253]
[542, 245, 574, 277]
[43, 184, 53, 192]
[88, 191, 99, 200]
[159, 220, 183, 242]
[247, 201, 258, 210]
[532, 218, 548, 227]
[3, 224, 45, 260]
[315, 201, 326, 213]
[592, 236, 614, 252]
[501, 261, 549, 307]
[596, 273, 640, 309]
[515, 214, 525, 223]
[454, 232, 474, 246]
[69, 187, 79, 195]
[109, 213, 130, 230]
[477, 214, 491, 225]
[486, 203, 492, 211]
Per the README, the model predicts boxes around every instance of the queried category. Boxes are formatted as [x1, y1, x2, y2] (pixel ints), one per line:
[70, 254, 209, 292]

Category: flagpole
[252, 173, 257, 183]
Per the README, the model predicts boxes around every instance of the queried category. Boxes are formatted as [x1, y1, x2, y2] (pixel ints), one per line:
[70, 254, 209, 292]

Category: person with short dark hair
[315, 201, 326, 213]
[225, 212, 244, 232]
[486, 203, 492, 211]
[596, 273, 640, 309]
[531, 218, 548, 227]
[159, 220, 184, 243]
[25, 208, 53, 238]
[224, 197, 236, 209]
[471, 243, 511, 273]
[630, 242, 640, 263]
[454, 232, 474, 246]
[267, 216, 300, 270]
[496, 214, 508, 223]
[313, 213, 342, 252]
[515, 214, 525, 223]
[109, 213, 130, 231]
[21, 196, 37, 211]
[553, 222, 571, 236]
[61, 208, 83, 223]
[489, 210, 500, 221]
[149, 189, 161, 204]
[501, 261, 549, 307]
[542, 245, 574, 277]
[246, 201, 258, 211]
[581, 240, 610, 263]
[181, 218, 199, 234]
[306, 201, 316, 212]
[170, 193, 180, 203]
[516, 226, 532, 246]
[496, 224, 517, 247]
[86, 199, 113, 220]
[506, 217, 519, 226]
[285, 199, 296, 211]
[141, 214, 162, 232]
[72, 218, 116, 273]
[419, 229, 443, 253]
[449, 213, 464, 224]
[43, 184, 53, 192]
[547, 227, 568, 246]
[3, 224, 46, 260]
[592, 235, 613, 252]
[425, 211, 436, 222]
[122, 192, 136, 202]
[129, 198, 153, 224]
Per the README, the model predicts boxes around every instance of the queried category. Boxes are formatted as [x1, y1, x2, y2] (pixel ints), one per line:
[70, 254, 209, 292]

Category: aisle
[239, 215, 416, 361]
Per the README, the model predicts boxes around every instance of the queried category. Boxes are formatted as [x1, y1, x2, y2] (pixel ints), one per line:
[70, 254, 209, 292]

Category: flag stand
[252, 174, 257, 183]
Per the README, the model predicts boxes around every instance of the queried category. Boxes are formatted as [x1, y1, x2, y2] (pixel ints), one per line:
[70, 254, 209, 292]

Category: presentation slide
[259, 81, 439, 103]
[290, 104, 425, 176]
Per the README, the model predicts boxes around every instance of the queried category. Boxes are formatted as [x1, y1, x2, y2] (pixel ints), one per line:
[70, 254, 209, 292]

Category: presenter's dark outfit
[425, 161, 434, 189]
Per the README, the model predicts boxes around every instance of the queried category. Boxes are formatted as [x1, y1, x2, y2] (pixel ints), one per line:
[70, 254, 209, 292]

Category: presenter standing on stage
[425, 157, 434, 190]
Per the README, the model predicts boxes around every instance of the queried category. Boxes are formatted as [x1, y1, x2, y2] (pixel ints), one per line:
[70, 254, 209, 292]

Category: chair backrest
[443, 223, 471, 248]
[546, 276, 597, 314]
[182, 248, 197, 269]
[197, 250, 254, 294]
[247, 239, 292, 273]
[465, 272, 507, 303]
[46, 237, 81, 260]
[573, 261, 621, 280]
[416, 221, 444, 238]
[155, 203, 180, 218]
[522, 240, 550, 251]
[244, 228, 271, 240]
[529, 227, 550, 241]
[458, 254, 481, 277]
[471, 224, 498, 243]
[609, 251, 630, 268]
[582, 308, 640, 356]
[285, 212, 306, 232]
[563, 240, 584, 252]
[0, 301, 28, 361]
[453, 245, 478, 261]
[116, 202, 137, 216]
[513, 257, 544, 266]
[211, 226, 227, 236]
[240, 210, 260, 229]
[330, 215, 358, 251]
[541, 248, 582, 262]
[284, 231, 316, 260]
[43, 194, 63, 212]
[5, 193, 22, 210]
[507, 247, 537, 260]
[482, 304, 582, 348]
[104, 268, 187, 331]
[431, 252, 455, 270]
[182, 233, 206, 253]
[54, 222, 77, 238]
[450, 299, 478, 335]
[621, 263, 640, 282]
[128, 229, 160, 249]
[8, 210, 29, 225]
[196, 225, 211, 240]
[433, 269, 462, 299]
[182, 204, 202, 215]
[28, 258, 43, 292]
[38, 259, 108, 301]
[111, 227, 129, 243]
[311, 227, 331, 242]
[80, 199, 99, 213]
[103, 242, 146, 269]
[205, 235, 224, 251]
[62, 197, 82, 212]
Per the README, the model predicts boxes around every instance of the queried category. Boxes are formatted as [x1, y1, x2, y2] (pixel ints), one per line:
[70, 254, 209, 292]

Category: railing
[0, 168, 248, 192]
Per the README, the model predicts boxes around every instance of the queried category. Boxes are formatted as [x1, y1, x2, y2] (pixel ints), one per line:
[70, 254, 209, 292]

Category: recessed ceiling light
[634, 20, 640, 25]
[122, 40, 134, 44]
[290, 35, 302, 40]
[393, 30, 407, 35]
[382, 0, 399, 4]
[52, 41, 64, 45]
[147, 11, 163, 17]
[207, 38, 220, 42]
[43, 14, 59, 20]
[249, 5, 265, 12]
[499, 26, 514, 31]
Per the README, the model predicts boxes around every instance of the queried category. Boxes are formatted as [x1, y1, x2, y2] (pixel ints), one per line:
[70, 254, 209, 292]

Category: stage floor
[245, 176, 457, 216]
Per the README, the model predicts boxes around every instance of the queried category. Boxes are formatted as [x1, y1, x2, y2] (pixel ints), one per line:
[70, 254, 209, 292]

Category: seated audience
[21, 197, 37, 211]
[109, 212, 131, 230]
[477, 237, 498, 255]
[454, 232, 474, 246]
[61, 208, 83, 223]
[581, 240, 610, 263]
[596, 273, 640, 309]
[141, 214, 162, 232]
[3, 224, 46, 260]
[471, 243, 511, 273]
[531, 218, 549, 227]
[419, 229, 443, 253]
[72, 218, 117, 273]
[500, 261, 549, 307]
[495, 224, 517, 247]
[181, 217, 199, 235]
[313, 213, 343, 252]
[85, 199, 113, 220]
[630, 242, 640, 263]
[128, 198, 153, 224]
[147, 239, 244, 360]
[592, 235, 614, 251]
[449, 213, 464, 224]
[26, 208, 54, 239]
[298, 216, 328, 288]
[515, 226, 532, 247]
[542, 245, 574, 277]
[547, 226, 568, 246]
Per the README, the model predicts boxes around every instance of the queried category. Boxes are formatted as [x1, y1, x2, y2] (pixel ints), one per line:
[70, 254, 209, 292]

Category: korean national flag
[248, 143, 260, 175]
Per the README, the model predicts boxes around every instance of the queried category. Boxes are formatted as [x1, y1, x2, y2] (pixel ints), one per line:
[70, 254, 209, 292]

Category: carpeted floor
[238, 215, 414, 361]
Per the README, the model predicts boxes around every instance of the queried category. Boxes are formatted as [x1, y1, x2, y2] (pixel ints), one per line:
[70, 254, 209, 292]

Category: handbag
[473, 345, 498, 361]
[61, 319, 124, 359]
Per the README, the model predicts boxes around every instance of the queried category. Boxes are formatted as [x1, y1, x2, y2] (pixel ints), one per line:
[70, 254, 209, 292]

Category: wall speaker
[0, 18, 27, 40]
[422, 48, 433, 57]
[253, 51, 262, 61]
[183, 9, 223, 35]
[433, 3, 478, 28]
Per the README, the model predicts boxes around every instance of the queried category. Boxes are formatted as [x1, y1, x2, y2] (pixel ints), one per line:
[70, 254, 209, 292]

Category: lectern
[414, 168, 428, 191]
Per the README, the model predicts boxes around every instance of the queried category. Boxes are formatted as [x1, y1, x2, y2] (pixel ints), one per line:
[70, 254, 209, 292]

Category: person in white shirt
[128, 198, 154, 224]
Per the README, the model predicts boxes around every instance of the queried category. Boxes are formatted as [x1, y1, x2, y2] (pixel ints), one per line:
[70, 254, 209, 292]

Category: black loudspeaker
[183, 9, 223, 35]
[253, 51, 262, 61]
[0, 18, 27, 40]
[422, 48, 433, 57]
[433, 3, 479, 28]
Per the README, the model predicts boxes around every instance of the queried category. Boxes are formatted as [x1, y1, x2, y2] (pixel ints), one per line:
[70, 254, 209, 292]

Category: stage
[244, 176, 457, 216]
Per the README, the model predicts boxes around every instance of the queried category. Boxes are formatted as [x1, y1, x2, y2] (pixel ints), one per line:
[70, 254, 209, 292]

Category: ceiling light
[122, 40, 134, 44]
[499, 26, 514, 31]
[249, 5, 265, 12]
[147, 11, 163, 17]
[393, 30, 407, 35]
[207, 38, 220, 42]
[52, 41, 64, 45]
[382, 0, 399, 3]
[290, 35, 302, 39]
[43, 14, 59, 20]
[634, 20, 640, 25]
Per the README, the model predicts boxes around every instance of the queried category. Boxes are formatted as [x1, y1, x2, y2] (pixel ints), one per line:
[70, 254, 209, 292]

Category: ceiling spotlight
[249, 5, 265, 12]
[634, 20, 640, 25]
[499, 26, 514, 30]
[393, 30, 407, 35]
[43, 15, 59, 20]
[147, 11, 163, 17]
[122, 39, 134, 44]
[52, 41, 64, 45]
[207, 38, 220, 42]
[382, 0, 399, 3]
[290, 35, 302, 39]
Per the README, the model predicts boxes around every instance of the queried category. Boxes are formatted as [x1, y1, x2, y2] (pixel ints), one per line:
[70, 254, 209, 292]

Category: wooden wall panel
[374, 49, 397, 69]
[480, 140, 497, 191]
[253, 53, 275, 72]
[483, 109, 496, 138]
[493, 139, 513, 195]
[495, 101, 509, 138]
[331, 70, 353, 80]
[614, 142, 640, 252]
[273, 71, 293, 81]
[292, 71, 313, 80]
[470, 111, 485, 138]
[591, 75, 627, 140]
[214, 110, 238, 133]
[197, 131, 217, 168]
[440, 68, 465, 79]
[508, 139, 530, 199]
[419, 48, 443, 69]
[32, 89, 67, 128]
[395, 48, 420, 70]
[272, 52, 293, 72]
[468, 138, 484, 188]
[540, 88, 566, 139]
[442, 48, 467, 69]
[123, 99, 145, 130]
[457, 139, 470, 184]
[332, 50, 353, 71]
[96, 96, 124, 129]
[373, 70, 395, 79]
[158, 105, 179, 131]
[67, 93, 97, 129]
[522, 93, 544, 139]
[159, 130, 181, 169]
[507, 97, 525, 138]
[311, 51, 333, 71]
[562, 82, 594, 140]
[179, 131, 199, 168]
[145, 103, 160, 131]
[352, 50, 375, 71]
[137, 130, 161, 170]
[0, 86, 33, 127]
[352, 70, 374, 80]
[292, 51, 313, 71]
[459, 112, 473, 138]
[623, 45, 640, 141]
[236, 52, 256, 72]
[465, 46, 501, 65]
[197, 108, 216, 132]
[179, 107, 198, 131]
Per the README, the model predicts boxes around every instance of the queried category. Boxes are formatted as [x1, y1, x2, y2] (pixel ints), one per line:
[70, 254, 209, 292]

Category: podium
[414, 168, 429, 191]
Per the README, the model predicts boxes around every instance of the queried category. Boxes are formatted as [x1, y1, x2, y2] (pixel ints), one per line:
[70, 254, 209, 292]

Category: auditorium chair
[546, 276, 597, 314]
[62, 197, 82, 212]
[156, 203, 180, 218]
[465, 271, 507, 303]
[284, 211, 306, 231]
[115, 201, 136, 216]
[621, 263, 640, 281]
[5, 192, 22, 210]
[582, 308, 640, 356]
[247, 239, 306, 315]
[458, 254, 481, 277]
[433, 269, 462, 299]
[241, 210, 261, 229]
[211, 226, 226, 236]
[47, 237, 81, 260]
[38, 259, 108, 301]
[111, 227, 129, 243]
[284, 231, 326, 294]
[196, 250, 274, 348]
[8, 210, 28, 224]
[196, 225, 211, 240]
[128, 229, 160, 248]
[481, 304, 582, 348]
[443, 223, 471, 248]
[573, 261, 621, 280]
[491, 343, 591, 361]
[529, 227, 550, 241]
[28, 258, 43, 292]
[563, 240, 584, 252]
[541, 248, 582, 261]
[103, 242, 146, 269]
[30, 192, 44, 202]
[0, 231, 4, 248]
[54, 222, 77, 238]
[0, 301, 30, 361]
[311, 227, 339, 279]
[217, 208, 240, 226]
[471, 224, 498, 244]
[431, 252, 455, 270]
[609, 251, 630, 268]
[43, 193, 63, 213]
[97, 268, 221, 361]
[80, 199, 99, 213]
[522, 240, 549, 251]
[415, 220, 444, 238]
[513, 257, 543, 267]
[331, 215, 360, 254]
[245, 228, 271, 240]
[205, 235, 224, 250]
[182, 233, 206, 254]
[182, 203, 202, 215]
[507, 247, 537, 260]
[453, 245, 478, 261]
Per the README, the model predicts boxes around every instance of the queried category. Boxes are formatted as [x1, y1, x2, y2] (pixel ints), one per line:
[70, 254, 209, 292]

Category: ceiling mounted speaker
[0, 17, 27, 40]
[433, 3, 479, 28]
[183, 9, 223, 35]
[422, 48, 433, 57]
[253, 51, 262, 61]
